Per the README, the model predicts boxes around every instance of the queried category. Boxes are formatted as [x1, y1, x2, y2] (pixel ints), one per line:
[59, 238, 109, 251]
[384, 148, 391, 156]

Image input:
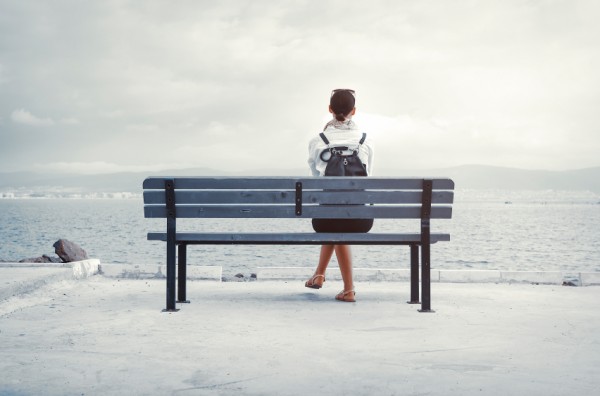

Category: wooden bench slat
[143, 177, 455, 190]
[143, 190, 454, 205]
[144, 205, 453, 219]
[147, 232, 450, 244]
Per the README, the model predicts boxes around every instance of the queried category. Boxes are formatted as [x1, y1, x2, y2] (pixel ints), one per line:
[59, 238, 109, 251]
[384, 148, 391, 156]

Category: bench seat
[147, 232, 450, 245]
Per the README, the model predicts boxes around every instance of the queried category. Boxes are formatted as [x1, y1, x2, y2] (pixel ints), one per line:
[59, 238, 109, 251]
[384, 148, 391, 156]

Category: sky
[1, 0, 599, 175]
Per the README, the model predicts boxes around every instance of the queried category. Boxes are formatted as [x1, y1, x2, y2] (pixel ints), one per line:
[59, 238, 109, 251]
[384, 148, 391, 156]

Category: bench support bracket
[295, 182, 302, 216]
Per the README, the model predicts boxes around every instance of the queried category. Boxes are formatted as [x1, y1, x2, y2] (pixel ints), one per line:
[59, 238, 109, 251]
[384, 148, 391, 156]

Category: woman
[305, 89, 375, 302]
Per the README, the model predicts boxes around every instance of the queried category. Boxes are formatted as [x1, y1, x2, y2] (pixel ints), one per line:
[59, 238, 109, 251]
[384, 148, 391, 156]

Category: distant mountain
[0, 167, 308, 194]
[377, 165, 600, 193]
[1, 165, 599, 194]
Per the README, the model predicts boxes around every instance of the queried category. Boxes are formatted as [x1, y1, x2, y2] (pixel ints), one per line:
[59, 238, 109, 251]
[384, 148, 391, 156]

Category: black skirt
[312, 218, 374, 233]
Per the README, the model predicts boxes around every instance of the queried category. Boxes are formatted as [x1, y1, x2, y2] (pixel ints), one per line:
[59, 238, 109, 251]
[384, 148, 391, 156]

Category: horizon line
[2, 163, 600, 176]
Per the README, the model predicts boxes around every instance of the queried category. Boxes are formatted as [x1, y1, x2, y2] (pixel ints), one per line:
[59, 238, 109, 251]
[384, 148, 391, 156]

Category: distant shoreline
[1, 165, 600, 194]
[1, 188, 598, 204]
[0, 192, 141, 199]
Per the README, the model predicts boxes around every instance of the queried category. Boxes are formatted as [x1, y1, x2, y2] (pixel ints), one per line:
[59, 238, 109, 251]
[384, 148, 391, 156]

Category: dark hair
[330, 90, 355, 121]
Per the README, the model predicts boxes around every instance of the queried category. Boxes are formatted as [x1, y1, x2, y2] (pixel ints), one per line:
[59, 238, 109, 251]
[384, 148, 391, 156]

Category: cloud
[11, 109, 55, 126]
[60, 117, 79, 125]
[1, 1, 600, 172]
[9, 109, 79, 127]
[0, 63, 7, 84]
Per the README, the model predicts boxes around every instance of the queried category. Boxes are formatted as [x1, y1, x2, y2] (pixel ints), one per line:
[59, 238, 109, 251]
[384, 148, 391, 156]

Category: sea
[1, 189, 599, 278]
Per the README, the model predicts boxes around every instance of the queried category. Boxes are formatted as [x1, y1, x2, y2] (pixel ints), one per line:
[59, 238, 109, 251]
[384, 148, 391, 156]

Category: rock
[43, 254, 64, 263]
[53, 239, 88, 262]
[19, 254, 62, 264]
[234, 273, 244, 278]
[18, 256, 44, 263]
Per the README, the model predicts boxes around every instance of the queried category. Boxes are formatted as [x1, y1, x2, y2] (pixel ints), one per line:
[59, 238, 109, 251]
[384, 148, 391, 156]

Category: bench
[143, 176, 454, 312]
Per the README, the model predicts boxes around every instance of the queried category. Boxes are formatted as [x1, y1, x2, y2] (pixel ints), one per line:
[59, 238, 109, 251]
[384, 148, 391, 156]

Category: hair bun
[330, 90, 355, 121]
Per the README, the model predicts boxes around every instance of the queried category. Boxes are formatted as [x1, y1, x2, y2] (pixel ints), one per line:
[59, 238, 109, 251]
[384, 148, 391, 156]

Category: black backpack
[319, 132, 368, 177]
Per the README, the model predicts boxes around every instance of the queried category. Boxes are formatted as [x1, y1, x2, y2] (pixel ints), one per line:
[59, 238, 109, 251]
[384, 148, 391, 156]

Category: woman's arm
[367, 143, 374, 176]
[307, 137, 321, 176]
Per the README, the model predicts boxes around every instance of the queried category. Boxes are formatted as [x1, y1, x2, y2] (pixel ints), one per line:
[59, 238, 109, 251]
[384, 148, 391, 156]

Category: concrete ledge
[257, 267, 319, 281]
[163, 265, 221, 281]
[500, 271, 563, 284]
[439, 270, 502, 283]
[99, 263, 163, 279]
[256, 267, 412, 282]
[256, 267, 575, 285]
[71, 259, 101, 279]
[98, 264, 222, 281]
[438, 270, 564, 284]
[580, 272, 600, 286]
[0, 259, 100, 300]
[0, 259, 100, 278]
[354, 268, 412, 282]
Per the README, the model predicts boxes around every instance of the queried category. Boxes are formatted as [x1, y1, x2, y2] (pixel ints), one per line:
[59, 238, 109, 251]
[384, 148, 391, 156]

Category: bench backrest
[143, 177, 454, 220]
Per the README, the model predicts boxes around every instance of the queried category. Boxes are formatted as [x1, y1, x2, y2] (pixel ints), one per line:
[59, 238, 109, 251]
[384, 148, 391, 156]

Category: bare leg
[334, 244, 354, 292]
[305, 245, 334, 288]
[315, 245, 335, 276]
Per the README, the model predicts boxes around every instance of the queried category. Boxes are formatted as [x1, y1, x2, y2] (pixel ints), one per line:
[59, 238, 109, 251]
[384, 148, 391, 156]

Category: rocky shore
[7, 239, 89, 264]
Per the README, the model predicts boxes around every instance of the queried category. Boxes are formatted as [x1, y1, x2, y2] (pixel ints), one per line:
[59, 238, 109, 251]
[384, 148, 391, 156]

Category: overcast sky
[1, 0, 599, 175]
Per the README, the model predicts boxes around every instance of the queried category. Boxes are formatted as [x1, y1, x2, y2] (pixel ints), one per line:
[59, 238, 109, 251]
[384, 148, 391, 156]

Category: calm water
[1, 189, 599, 277]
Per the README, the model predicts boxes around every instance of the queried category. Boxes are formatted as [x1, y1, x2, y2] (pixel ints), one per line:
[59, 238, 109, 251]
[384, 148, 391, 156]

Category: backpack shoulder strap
[319, 132, 330, 145]
[358, 133, 367, 145]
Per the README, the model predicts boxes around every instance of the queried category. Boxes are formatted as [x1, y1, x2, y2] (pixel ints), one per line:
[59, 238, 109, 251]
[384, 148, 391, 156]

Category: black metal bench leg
[177, 244, 190, 303]
[163, 177, 179, 312]
[407, 244, 420, 304]
[163, 235, 179, 312]
[419, 242, 435, 313]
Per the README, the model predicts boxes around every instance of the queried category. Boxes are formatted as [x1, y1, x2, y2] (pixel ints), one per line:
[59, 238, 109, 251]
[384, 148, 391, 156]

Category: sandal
[335, 290, 356, 302]
[305, 274, 325, 289]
